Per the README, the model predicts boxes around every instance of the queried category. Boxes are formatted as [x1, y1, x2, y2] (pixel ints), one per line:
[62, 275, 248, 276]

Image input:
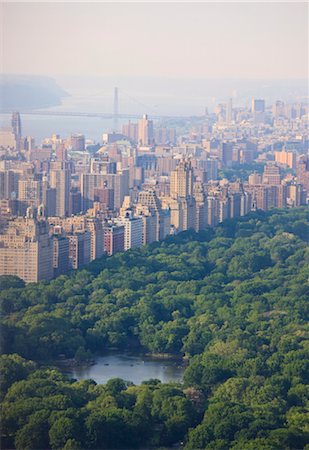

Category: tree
[49, 417, 80, 450]
[63, 439, 83, 450]
[85, 408, 132, 449]
[0, 354, 36, 400]
[14, 410, 50, 450]
[0, 275, 25, 290]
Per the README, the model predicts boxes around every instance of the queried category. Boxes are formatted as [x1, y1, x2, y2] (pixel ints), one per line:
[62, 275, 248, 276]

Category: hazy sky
[1, 2, 308, 80]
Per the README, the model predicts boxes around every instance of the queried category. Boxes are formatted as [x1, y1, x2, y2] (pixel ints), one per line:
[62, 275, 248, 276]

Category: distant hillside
[0, 74, 69, 111]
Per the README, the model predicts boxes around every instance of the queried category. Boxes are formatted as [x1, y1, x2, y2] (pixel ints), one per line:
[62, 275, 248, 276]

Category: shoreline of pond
[43, 350, 188, 369]
[43, 350, 188, 385]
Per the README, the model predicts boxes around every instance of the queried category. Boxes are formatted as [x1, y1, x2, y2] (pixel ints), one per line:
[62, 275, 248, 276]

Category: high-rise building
[226, 98, 233, 124]
[138, 210, 158, 245]
[240, 142, 256, 164]
[215, 104, 226, 123]
[229, 192, 241, 219]
[116, 210, 143, 250]
[23, 136, 35, 152]
[112, 169, 130, 210]
[11, 112, 21, 151]
[0, 129, 17, 149]
[104, 223, 125, 256]
[18, 179, 42, 210]
[169, 197, 196, 232]
[272, 100, 285, 118]
[55, 145, 68, 163]
[220, 142, 234, 166]
[194, 181, 207, 231]
[262, 164, 281, 186]
[81, 173, 103, 211]
[67, 231, 91, 269]
[218, 197, 230, 223]
[276, 185, 287, 209]
[94, 185, 114, 210]
[122, 122, 139, 142]
[53, 235, 70, 277]
[296, 157, 309, 191]
[252, 186, 271, 211]
[251, 98, 265, 123]
[156, 156, 177, 176]
[240, 192, 252, 216]
[0, 170, 20, 199]
[251, 98, 265, 113]
[170, 160, 196, 232]
[248, 172, 262, 185]
[288, 184, 303, 207]
[200, 159, 218, 181]
[275, 150, 296, 170]
[0, 198, 18, 219]
[207, 197, 219, 227]
[50, 169, 71, 217]
[71, 134, 85, 151]
[0, 215, 53, 283]
[85, 217, 104, 261]
[170, 160, 194, 199]
[69, 188, 82, 215]
[138, 114, 154, 146]
[154, 127, 176, 145]
[42, 184, 56, 217]
[137, 189, 167, 241]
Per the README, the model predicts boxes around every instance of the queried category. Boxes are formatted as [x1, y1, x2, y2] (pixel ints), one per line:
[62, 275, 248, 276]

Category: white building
[116, 210, 143, 250]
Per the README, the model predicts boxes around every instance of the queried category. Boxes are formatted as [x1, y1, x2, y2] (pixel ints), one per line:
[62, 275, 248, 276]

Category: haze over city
[2, 2, 308, 80]
[0, 3, 308, 450]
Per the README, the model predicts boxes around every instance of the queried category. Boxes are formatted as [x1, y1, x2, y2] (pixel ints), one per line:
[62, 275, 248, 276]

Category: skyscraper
[0, 215, 53, 283]
[226, 98, 233, 124]
[274, 150, 296, 170]
[67, 231, 91, 269]
[138, 114, 154, 146]
[221, 142, 234, 167]
[251, 98, 265, 113]
[137, 189, 167, 241]
[50, 169, 70, 217]
[53, 235, 70, 277]
[11, 112, 21, 151]
[262, 164, 281, 186]
[71, 134, 85, 151]
[194, 181, 207, 231]
[103, 223, 125, 256]
[251, 98, 266, 123]
[0, 170, 20, 199]
[170, 160, 196, 232]
[170, 160, 194, 199]
[122, 121, 139, 142]
[18, 179, 42, 211]
[296, 157, 309, 191]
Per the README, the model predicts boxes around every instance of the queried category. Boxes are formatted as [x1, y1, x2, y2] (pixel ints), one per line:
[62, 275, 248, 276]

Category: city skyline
[0, 3, 308, 448]
[1, 96, 308, 282]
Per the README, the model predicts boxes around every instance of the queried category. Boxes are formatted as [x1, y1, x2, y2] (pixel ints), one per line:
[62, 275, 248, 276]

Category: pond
[57, 351, 186, 385]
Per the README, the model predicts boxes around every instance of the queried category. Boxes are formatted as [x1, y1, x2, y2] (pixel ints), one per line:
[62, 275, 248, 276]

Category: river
[2, 76, 306, 144]
[57, 351, 186, 385]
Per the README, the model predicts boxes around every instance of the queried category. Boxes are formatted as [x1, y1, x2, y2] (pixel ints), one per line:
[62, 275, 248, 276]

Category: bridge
[4, 110, 196, 121]
[1, 87, 201, 125]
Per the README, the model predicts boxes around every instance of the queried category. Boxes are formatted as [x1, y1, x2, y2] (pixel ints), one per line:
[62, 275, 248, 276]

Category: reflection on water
[60, 352, 185, 385]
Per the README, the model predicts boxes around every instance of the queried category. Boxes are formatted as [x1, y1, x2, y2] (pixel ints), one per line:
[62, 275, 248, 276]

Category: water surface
[59, 352, 185, 385]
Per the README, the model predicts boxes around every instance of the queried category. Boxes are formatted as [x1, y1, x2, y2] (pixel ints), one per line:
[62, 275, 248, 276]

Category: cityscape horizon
[0, 2, 308, 450]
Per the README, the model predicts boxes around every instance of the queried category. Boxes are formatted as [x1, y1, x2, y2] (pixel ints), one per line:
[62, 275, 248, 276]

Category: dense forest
[1, 207, 308, 450]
